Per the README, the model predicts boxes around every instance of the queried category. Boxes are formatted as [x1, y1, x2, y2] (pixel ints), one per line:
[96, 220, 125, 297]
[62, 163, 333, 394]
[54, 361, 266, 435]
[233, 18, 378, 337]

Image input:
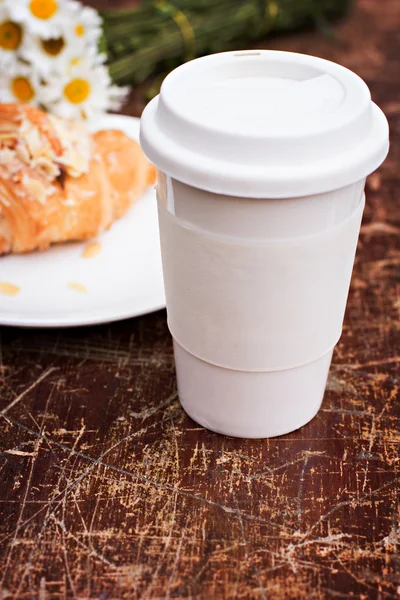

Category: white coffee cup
[140, 50, 389, 438]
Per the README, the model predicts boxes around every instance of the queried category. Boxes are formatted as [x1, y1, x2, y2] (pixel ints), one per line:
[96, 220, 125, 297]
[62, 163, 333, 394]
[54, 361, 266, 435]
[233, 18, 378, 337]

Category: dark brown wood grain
[1, 1, 399, 598]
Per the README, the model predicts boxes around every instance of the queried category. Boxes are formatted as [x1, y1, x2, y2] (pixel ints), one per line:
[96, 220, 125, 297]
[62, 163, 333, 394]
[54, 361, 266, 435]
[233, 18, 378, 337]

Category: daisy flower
[66, 3, 102, 50]
[6, 0, 71, 39]
[20, 29, 83, 76]
[0, 62, 42, 105]
[42, 61, 129, 122]
[0, 4, 23, 67]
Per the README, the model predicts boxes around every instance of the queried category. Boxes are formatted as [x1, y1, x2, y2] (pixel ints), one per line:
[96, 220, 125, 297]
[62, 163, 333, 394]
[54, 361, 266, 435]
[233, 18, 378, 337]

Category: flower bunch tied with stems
[0, 0, 128, 121]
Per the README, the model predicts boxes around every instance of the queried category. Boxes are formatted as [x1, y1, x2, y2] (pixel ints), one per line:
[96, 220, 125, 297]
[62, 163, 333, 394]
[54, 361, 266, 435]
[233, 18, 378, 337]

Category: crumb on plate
[82, 241, 102, 259]
[68, 282, 87, 293]
[0, 281, 20, 296]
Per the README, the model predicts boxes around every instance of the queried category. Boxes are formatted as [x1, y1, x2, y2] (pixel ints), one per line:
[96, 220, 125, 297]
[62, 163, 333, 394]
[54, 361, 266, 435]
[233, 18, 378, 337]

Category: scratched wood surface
[1, 1, 400, 598]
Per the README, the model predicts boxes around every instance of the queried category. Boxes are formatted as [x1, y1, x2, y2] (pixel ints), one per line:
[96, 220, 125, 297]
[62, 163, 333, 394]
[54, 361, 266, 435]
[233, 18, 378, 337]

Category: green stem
[103, 0, 352, 86]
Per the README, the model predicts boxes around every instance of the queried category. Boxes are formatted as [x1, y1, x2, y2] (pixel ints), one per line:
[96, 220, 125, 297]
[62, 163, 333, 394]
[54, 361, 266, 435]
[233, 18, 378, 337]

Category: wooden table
[1, 1, 399, 598]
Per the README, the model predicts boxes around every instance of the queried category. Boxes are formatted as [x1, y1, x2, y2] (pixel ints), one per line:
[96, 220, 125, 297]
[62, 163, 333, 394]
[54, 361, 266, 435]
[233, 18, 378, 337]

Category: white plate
[0, 115, 165, 328]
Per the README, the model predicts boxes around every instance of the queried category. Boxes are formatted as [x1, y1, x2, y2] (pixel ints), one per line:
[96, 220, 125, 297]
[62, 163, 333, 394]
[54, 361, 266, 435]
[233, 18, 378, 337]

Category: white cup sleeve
[158, 195, 365, 372]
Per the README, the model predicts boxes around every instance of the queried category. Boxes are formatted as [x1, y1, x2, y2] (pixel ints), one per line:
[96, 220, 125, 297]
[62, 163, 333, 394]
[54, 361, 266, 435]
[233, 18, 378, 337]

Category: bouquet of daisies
[0, 0, 128, 121]
[0, 0, 352, 117]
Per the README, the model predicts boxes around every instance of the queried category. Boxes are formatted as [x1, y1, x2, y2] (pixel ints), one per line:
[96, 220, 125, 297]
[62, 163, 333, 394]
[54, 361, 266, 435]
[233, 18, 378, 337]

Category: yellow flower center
[64, 78, 90, 104]
[75, 24, 84, 37]
[0, 21, 22, 50]
[70, 57, 80, 67]
[29, 0, 57, 20]
[41, 37, 64, 56]
[11, 77, 35, 102]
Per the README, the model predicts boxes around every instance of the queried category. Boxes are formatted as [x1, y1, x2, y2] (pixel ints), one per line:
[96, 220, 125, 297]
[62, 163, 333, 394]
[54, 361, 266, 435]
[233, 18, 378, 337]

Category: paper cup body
[157, 177, 364, 437]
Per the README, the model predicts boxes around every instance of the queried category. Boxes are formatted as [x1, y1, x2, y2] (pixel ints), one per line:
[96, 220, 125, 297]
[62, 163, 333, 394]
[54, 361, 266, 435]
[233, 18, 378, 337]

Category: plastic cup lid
[140, 50, 389, 198]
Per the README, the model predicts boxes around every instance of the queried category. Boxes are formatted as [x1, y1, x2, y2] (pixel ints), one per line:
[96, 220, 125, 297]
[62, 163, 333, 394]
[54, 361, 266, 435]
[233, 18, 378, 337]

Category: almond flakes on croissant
[0, 103, 156, 255]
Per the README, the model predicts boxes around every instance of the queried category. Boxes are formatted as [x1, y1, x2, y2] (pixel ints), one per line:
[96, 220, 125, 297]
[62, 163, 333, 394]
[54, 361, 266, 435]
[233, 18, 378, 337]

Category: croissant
[0, 104, 156, 254]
